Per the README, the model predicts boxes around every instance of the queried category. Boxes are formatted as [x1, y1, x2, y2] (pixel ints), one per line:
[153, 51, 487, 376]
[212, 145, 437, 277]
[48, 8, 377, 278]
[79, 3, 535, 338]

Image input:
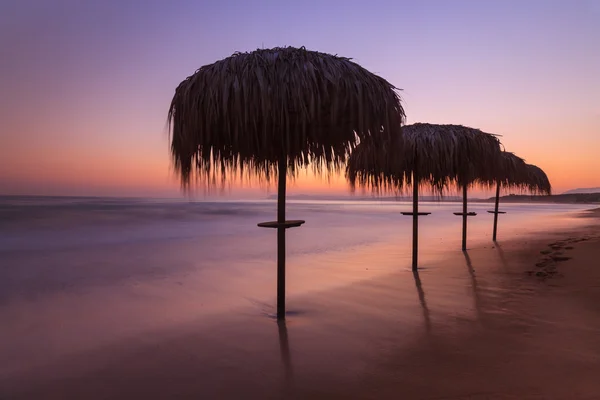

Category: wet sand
[2, 210, 600, 399]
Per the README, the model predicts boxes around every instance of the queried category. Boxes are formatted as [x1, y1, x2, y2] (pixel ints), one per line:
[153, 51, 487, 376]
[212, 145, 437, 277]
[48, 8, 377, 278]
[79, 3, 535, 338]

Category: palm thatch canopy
[347, 123, 503, 193]
[524, 163, 552, 195]
[495, 151, 529, 188]
[490, 154, 551, 241]
[168, 46, 405, 185]
[495, 152, 551, 194]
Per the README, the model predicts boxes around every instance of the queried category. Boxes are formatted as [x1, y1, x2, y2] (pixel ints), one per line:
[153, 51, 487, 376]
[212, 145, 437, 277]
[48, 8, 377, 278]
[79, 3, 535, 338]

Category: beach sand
[2, 210, 600, 399]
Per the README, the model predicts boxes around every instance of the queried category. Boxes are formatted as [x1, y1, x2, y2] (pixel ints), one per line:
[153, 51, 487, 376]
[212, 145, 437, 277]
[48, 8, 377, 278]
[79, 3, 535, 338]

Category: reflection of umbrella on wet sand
[412, 270, 432, 333]
[487, 152, 551, 241]
[347, 123, 503, 267]
[168, 47, 405, 320]
[463, 251, 483, 321]
[277, 320, 293, 394]
[494, 242, 508, 269]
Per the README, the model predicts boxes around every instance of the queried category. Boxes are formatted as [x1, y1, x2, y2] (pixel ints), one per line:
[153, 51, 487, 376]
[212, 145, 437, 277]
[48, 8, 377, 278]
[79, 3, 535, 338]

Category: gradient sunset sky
[1, 0, 599, 198]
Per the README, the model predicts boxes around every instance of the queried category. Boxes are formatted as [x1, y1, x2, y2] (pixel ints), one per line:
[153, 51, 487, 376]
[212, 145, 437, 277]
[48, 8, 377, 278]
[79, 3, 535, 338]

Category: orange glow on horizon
[2, 1, 599, 199]
[4, 156, 597, 199]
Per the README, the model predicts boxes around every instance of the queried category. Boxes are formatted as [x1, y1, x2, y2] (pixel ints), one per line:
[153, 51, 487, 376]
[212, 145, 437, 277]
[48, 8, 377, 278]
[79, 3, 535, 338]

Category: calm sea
[0, 195, 591, 301]
[0, 195, 593, 380]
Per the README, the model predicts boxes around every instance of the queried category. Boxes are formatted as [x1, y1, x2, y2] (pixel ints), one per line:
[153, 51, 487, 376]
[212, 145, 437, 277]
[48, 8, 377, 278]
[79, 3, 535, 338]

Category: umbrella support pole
[462, 185, 468, 251]
[276, 157, 286, 320]
[399, 173, 432, 270]
[492, 182, 501, 241]
[487, 181, 506, 232]
[257, 157, 305, 321]
[412, 180, 418, 270]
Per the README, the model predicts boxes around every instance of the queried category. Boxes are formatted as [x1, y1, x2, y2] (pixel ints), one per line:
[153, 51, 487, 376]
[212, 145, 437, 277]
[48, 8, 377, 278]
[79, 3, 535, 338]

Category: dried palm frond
[493, 152, 551, 194]
[525, 163, 552, 195]
[494, 151, 529, 189]
[347, 123, 503, 193]
[168, 46, 405, 186]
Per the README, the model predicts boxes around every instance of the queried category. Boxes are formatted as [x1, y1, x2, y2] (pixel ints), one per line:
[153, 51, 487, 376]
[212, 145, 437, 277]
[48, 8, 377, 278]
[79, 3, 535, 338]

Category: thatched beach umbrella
[488, 152, 528, 242]
[488, 154, 551, 240]
[168, 47, 405, 320]
[438, 125, 503, 252]
[347, 123, 503, 266]
[525, 164, 552, 196]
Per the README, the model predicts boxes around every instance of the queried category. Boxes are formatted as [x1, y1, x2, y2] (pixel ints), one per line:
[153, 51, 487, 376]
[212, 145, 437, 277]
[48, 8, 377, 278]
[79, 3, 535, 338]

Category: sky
[1, 0, 599, 199]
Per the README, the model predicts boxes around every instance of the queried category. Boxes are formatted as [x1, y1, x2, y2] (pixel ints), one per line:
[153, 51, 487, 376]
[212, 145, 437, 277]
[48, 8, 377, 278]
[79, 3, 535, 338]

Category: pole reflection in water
[277, 320, 294, 394]
[412, 270, 432, 333]
[494, 242, 509, 270]
[463, 251, 483, 322]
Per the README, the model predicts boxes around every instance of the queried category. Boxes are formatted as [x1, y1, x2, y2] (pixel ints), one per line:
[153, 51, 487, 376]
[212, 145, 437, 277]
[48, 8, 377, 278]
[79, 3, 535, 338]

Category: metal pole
[277, 156, 286, 320]
[462, 185, 468, 251]
[412, 174, 418, 271]
[492, 182, 500, 241]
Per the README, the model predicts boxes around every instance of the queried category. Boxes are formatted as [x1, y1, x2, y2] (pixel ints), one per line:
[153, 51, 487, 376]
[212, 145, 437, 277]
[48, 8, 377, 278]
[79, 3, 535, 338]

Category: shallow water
[0, 195, 595, 397]
[0, 195, 589, 300]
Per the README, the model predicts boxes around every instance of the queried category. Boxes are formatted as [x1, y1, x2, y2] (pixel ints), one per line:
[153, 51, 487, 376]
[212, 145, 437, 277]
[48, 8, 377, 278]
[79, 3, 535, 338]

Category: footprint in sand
[531, 233, 599, 280]
[536, 259, 551, 268]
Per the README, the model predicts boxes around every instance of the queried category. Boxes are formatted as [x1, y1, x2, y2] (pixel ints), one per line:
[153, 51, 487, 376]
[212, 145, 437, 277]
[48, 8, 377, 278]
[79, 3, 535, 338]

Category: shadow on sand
[277, 320, 294, 395]
[463, 251, 483, 322]
[494, 242, 509, 270]
[411, 270, 432, 333]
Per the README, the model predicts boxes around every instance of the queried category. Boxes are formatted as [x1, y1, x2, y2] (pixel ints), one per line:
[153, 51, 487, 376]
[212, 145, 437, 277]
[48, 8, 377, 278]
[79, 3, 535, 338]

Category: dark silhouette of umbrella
[168, 47, 405, 319]
[488, 153, 551, 240]
[347, 123, 503, 267]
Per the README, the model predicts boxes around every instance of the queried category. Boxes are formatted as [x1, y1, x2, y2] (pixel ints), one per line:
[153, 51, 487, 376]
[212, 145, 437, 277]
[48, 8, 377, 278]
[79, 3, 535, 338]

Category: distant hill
[562, 187, 600, 195]
[476, 193, 600, 204]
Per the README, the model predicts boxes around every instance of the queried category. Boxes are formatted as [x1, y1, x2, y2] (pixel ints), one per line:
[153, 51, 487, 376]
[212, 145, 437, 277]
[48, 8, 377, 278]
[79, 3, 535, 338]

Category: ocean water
[0, 195, 593, 380]
[0, 195, 590, 301]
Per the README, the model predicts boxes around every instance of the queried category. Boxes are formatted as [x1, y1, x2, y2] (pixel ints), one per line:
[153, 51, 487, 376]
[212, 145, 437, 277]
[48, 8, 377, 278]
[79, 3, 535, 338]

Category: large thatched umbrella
[168, 47, 405, 320]
[488, 154, 551, 240]
[347, 123, 503, 267]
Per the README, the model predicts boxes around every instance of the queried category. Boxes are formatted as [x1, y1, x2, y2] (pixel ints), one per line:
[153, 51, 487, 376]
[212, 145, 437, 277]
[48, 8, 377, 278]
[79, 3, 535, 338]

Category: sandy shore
[2, 209, 600, 399]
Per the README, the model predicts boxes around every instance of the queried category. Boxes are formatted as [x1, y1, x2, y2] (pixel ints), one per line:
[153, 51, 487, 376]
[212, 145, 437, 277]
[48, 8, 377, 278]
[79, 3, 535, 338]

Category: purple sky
[1, 0, 599, 197]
